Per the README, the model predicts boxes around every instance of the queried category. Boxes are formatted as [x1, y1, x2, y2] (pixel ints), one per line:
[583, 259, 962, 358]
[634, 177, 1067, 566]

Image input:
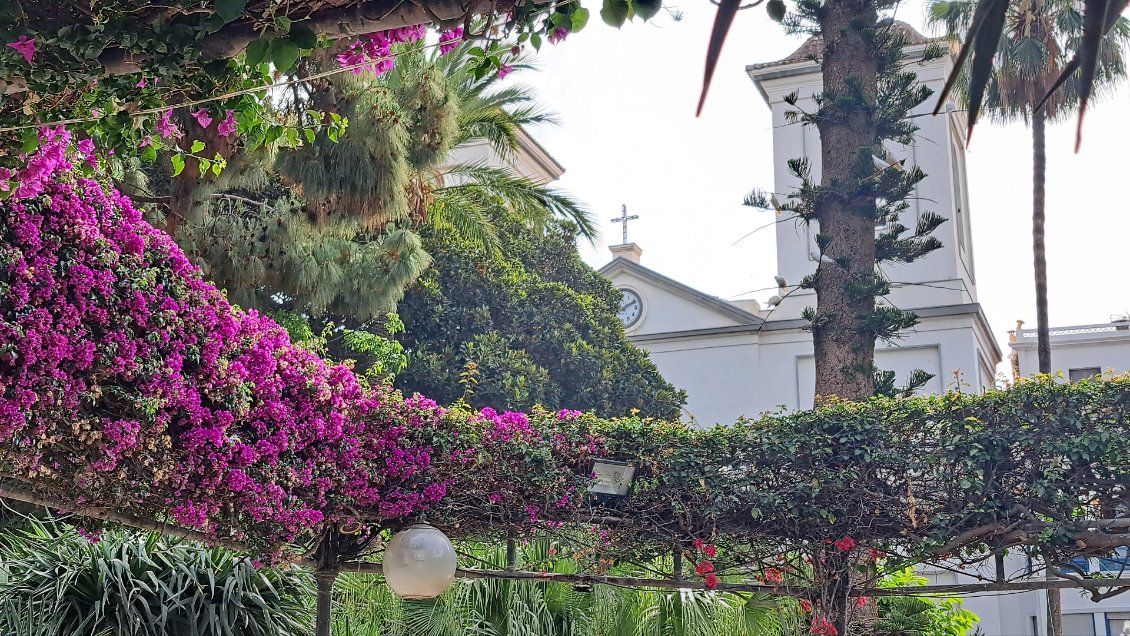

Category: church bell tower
[746, 23, 978, 321]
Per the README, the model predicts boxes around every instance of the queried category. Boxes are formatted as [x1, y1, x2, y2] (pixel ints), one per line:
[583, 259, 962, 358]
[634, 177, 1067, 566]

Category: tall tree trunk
[813, 0, 880, 404]
[814, 4, 880, 635]
[1032, 107, 1051, 374]
[1032, 104, 1061, 636]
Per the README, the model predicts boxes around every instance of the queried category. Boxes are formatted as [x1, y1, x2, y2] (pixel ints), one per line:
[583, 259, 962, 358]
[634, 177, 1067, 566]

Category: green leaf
[273, 16, 292, 33]
[572, 7, 591, 31]
[190, 140, 205, 154]
[531, 33, 542, 50]
[288, 25, 317, 49]
[245, 38, 270, 67]
[634, 0, 663, 21]
[304, 128, 315, 143]
[550, 12, 570, 28]
[197, 158, 212, 177]
[171, 153, 185, 177]
[601, 0, 630, 27]
[468, 46, 486, 57]
[214, 0, 247, 23]
[270, 39, 301, 72]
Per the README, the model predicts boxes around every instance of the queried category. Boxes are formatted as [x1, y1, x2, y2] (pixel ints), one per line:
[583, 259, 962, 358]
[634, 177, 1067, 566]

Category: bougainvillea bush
[0, 129, 456, 552]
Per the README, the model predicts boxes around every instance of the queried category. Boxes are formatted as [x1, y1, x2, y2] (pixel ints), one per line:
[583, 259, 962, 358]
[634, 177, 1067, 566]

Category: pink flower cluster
[335, 26, 426, 76]
[438, 27, 464, 56]
[0, 130, 445, 551]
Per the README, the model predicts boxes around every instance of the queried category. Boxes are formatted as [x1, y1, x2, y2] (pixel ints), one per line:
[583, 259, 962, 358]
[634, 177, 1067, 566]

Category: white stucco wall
[640, 333, 761, 425]
[751, 311, 998, 414]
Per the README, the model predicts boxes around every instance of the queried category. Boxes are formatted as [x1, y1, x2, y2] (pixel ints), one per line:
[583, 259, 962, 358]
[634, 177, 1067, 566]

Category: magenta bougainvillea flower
[155, 110, 182, 139]
[191, 108, 213, 129]
[6, 35, 35, 64]
[217, 109, 237, 137]
[438, 27, 464, 55]
[0, 129, 446, 552]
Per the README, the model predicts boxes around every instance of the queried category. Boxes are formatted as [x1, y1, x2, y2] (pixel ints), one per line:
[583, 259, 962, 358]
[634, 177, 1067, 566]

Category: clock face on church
[618, 289, 643, 328]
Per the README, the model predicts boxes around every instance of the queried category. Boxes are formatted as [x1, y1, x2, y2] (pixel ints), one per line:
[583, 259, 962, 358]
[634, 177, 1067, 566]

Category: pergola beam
[3, 484, 1128, 600]
[3, 0, 514, 93]
[336, 560, 1130, 598]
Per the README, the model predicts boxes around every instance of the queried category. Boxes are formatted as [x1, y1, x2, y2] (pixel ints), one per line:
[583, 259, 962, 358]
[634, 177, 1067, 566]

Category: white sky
[517, 0, 1130, 359]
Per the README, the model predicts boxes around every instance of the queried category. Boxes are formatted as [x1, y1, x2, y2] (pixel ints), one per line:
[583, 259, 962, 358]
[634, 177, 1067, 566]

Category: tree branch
[5, 0, 513, 93]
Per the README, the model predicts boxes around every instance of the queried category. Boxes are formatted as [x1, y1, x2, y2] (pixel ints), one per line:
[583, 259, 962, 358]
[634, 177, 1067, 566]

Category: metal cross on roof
[611, 204, 638, 245]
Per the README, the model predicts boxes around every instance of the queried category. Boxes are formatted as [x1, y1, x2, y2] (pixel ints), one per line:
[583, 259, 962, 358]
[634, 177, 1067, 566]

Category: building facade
[602, 24, 1000, 425]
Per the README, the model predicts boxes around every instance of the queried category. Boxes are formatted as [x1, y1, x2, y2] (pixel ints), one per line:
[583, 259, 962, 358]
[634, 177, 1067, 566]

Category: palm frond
[439, 163, 597, 242]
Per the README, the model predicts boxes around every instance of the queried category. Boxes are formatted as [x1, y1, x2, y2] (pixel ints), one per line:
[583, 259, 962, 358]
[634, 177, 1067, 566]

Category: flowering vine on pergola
[0, 0, 611, 180]
[1, 132, 1129, 636]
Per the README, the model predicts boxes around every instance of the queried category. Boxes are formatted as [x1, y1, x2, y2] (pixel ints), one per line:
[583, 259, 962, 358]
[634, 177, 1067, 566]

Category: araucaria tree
[739, 13, 946, 636]
[745, 18, 944, 403]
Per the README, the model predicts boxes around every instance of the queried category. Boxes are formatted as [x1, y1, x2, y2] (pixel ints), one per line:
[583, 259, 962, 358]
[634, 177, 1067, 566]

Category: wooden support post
[314, 531, 339, 636]
[315, 569, 338, 636]
[673, 548, 683, 581]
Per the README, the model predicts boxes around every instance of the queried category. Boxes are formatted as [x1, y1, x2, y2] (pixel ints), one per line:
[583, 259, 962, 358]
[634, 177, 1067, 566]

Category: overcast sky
[515, 0, 1130, 362]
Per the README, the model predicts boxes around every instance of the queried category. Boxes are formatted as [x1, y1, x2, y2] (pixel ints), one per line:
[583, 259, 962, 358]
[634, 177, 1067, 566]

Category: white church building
[602, 25, 1000, 425]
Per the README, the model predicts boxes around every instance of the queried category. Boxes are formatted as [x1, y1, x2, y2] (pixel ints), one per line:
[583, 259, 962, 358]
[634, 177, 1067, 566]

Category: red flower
[692, 538, 705, 550]
[704, 573, 719, 589]
[763, 567, 784, 584]
[694, 560, 714, 575]
[810, 616, 838, 636]
[869, 548, 881, 562]
[856, 596, 869, 608]
[833, 536, 857, 552]
[702, 543, 717, 558]
[799, 599, 814, 613]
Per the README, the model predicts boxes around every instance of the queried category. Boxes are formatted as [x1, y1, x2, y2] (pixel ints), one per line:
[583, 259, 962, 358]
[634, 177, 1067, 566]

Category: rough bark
[1032, 107, 1052, 374]
[813, 0, 880, 403]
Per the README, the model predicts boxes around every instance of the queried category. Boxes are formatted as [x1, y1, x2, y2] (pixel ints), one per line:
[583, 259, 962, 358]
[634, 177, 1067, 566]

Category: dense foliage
[0, 0, 629, 178]
[0, 130, 451, 552]
[0, 521, 314, 636]
[395, 210, 685, 418]
[167, 41, 589, 327]
[0, 144, 1127, 634]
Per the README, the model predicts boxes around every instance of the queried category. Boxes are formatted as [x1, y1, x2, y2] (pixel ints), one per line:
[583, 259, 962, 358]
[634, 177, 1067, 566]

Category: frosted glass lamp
[383, 523, 457, 599]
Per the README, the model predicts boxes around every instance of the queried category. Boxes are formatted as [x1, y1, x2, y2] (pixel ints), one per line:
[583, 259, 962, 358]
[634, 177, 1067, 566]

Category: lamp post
[383, 523, 458, 599]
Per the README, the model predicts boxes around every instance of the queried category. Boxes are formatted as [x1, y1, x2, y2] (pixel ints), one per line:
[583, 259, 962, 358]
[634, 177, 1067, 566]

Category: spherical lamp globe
[383, 523, 457, 599]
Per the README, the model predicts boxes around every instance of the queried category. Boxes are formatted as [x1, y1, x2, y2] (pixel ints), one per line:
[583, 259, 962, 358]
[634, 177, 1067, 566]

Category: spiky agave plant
[0, 520, 314, 636]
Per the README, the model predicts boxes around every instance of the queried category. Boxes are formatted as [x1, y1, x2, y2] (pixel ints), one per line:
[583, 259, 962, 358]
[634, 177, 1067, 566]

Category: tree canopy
[394, 208, 686, 419]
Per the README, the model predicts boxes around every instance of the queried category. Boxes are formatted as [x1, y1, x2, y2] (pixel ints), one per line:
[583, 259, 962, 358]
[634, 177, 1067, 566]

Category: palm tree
[149, 39, 591, 326]
[930, 0, 1130, 377]
[930, 8, 1129, 631]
